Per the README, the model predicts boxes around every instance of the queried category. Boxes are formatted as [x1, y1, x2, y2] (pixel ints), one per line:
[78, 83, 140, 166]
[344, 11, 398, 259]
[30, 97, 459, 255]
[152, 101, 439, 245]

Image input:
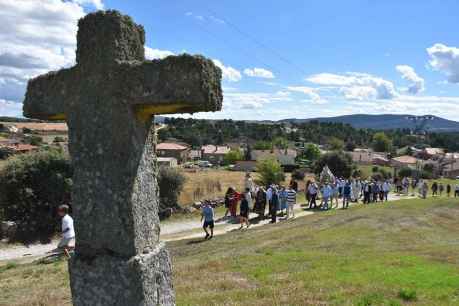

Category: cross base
[69, 243, 175, 306]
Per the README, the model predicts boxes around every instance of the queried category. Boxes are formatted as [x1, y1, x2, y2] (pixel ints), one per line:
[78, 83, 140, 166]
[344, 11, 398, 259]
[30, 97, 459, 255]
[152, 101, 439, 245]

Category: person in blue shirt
[201, 201, 215, 240]
[279, 187, 288, 216]
[342, 181, 352, 209]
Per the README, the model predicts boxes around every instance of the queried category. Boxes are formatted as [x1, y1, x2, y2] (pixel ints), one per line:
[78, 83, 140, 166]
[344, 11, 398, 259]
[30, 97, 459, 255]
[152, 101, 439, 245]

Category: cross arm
[23, 67, 75, 120]
[119, 54, 223, 121]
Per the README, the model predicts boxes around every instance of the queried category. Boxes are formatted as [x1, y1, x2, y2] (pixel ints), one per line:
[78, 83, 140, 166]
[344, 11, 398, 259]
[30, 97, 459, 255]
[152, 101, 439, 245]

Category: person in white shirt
[382, 181, 391, 202]
[57, 204, 75, 256]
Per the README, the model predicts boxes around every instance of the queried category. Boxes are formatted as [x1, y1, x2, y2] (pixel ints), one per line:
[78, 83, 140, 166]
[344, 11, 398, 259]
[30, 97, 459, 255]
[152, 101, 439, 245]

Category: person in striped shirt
[286, 185, 297, 219]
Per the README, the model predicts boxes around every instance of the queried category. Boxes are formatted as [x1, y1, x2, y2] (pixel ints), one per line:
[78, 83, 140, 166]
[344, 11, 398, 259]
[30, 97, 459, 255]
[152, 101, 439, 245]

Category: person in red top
[229, 188, 241, 217]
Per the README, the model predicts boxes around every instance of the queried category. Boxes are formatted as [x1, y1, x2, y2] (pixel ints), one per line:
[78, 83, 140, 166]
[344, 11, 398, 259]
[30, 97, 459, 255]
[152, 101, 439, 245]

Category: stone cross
[23, 10, 222, 306]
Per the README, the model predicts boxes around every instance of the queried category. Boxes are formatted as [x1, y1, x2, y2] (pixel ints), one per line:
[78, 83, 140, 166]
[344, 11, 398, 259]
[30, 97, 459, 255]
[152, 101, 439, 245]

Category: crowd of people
[201, 172, 459, 239]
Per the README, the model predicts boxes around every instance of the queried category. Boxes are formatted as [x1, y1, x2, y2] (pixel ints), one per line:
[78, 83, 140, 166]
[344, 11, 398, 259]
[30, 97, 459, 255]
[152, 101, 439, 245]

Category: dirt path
[0, 194, 411, 263]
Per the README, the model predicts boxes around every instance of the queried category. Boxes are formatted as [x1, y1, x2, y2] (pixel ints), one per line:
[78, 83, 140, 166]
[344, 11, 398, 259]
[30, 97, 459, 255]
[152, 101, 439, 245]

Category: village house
[347, 149, 389, 166]
[251, 148, 298, 172]
[417, 147, 445, 160]
[157, 157, 178, 168]
[444, 159, 459, 178]
[201, 144, 231, 165]
[156, 142, 190, 164]
[391, 155, 419, 169]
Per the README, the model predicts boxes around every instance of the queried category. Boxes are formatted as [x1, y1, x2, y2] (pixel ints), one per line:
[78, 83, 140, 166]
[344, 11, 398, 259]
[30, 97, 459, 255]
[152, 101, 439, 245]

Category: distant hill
[279, 114, 459, 132]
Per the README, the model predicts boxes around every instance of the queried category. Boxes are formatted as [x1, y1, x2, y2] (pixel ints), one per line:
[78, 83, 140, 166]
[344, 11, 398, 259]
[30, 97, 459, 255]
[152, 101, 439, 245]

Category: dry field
[178, 169, 313, 206]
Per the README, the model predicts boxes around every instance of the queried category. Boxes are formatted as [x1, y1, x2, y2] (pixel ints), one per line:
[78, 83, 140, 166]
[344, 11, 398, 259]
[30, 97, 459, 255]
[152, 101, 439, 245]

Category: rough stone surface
[22, 9, 222, 306]
[70, 243, 175, 306]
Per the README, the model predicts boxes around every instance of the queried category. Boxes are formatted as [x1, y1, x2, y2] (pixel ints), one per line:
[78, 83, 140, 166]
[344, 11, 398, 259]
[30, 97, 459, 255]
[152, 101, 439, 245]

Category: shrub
[302, 143, 321, 161]
[157, 166, 186, 211]
[313, 152, 355, 179]
[398, 288, 417, 301]
[398, 167, 412, 178]
[0, 149, 73, 243]
[223, 149, 243, 165]
[255, 158, 285, 186]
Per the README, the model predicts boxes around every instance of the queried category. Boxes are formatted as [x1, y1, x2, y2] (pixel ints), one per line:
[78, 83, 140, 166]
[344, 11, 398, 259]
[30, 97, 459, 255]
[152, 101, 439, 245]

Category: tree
[0, 149, 73, 242]
[345, 140, 356, 152]
[272, 137, 288, 149]
[398, 167, 412, 178]
[244, 144, 252, 161]
[302, 143, 321, 161]
[372, 132, 392, 152]
[313, 152, 355, 178]
[157, 167, 186, 211]
[254, 141, 272, 150]
[255, 158, 285, 186]
[223, 149, 243, 165]
[328, 137, 344, 151]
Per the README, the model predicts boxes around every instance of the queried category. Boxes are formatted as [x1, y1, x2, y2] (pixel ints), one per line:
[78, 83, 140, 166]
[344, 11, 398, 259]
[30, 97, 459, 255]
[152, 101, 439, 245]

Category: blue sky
[1, 0, 459, 120]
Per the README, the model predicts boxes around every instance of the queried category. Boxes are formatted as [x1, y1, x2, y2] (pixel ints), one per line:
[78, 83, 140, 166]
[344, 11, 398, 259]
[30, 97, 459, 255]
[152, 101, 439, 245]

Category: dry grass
[178, 170, 312, 206]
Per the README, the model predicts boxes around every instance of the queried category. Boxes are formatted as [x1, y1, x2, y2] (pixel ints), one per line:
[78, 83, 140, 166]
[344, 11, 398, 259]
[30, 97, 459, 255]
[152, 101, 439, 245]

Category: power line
[204, 7, 309, 78]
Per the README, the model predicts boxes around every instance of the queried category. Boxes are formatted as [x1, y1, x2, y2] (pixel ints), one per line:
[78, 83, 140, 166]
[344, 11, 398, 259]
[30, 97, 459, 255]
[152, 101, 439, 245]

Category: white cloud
[212, 59, 242, 82]
[243, 67, 275, 79]
[306, 72, 398, 100]
[144, 47, 175, 60]
[286, 86, 327, 104]
[427, 43, 459, 83]
[0, 99, 23, 117]
[396, 65, 425, 94]
[0, 0, 103, 114]
[73, 0, 104, 10]
[223, 90, 293, 110]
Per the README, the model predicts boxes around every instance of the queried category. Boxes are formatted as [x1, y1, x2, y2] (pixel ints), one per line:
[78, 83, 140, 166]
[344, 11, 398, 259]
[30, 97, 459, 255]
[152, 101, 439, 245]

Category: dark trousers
[309, 194, 317, 209]
[363, 192, 370, 204]
[271, 207, 277, 223]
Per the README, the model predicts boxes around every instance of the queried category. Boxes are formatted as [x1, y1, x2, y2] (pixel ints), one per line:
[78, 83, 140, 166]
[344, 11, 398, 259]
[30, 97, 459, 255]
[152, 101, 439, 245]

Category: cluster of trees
[0, 149, 186, 242]
[159, 118, 459, 153]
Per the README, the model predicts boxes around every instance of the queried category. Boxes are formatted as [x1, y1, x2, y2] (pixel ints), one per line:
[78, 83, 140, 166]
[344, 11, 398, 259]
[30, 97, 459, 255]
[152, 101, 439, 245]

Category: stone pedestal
[69, 243, 175, 306]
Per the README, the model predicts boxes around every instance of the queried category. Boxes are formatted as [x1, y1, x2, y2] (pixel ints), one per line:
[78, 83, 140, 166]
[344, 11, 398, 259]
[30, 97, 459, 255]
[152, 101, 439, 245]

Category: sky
[1, 0, 459, 121]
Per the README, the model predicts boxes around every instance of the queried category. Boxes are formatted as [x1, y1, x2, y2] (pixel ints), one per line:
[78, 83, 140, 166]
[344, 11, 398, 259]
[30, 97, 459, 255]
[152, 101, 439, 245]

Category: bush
[223, 149, 243, 165]
[313, 152, 355, 179]
[302, 143, 321, 161]
[0, 149, 73, 243]
[398, 288, 417, 301]
[157, 166, 186, 211]
[398, 167, 412, 178]
[255, 158, 285, 186]
[372, 132, 392, 152]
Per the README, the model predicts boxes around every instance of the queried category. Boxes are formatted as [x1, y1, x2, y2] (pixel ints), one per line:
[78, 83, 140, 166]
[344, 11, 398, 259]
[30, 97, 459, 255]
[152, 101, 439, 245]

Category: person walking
[455, 184, 459, 198]
[432, 182, 438, 197]
[239, 193, 250, 229]
[286, 185, 297, 219]
[279, 186, 288, 216]
[201, 201, 215, 239]
[439, 183, 445, 197]
[321, 182, 332, 210]
[308, 181, 318, 209]
[254, 186, 267, 218]
[331, 182, 340, 209]
[270, 187, 279, 223]
[382, 180, 391, 202]
[342, 181, 351, 209]
[57, 205, 75, 257]
[266, 185, 273, 218]
[447, 184, 452, 197]
[363, 181, 371, 204]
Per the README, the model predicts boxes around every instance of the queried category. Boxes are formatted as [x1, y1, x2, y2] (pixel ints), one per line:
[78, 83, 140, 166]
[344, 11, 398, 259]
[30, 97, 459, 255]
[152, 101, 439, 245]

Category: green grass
[358, 164, 394, 179]
[2, 197, 459, 305]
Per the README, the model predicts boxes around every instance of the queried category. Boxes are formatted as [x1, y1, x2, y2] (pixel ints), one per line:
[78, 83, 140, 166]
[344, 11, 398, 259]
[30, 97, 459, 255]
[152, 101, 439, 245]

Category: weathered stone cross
[23, 10, 222, 306]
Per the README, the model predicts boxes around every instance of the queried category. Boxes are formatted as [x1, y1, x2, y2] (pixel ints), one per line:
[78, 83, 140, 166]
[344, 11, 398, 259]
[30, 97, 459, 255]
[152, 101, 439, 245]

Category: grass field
[2, 197, 459, 305]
